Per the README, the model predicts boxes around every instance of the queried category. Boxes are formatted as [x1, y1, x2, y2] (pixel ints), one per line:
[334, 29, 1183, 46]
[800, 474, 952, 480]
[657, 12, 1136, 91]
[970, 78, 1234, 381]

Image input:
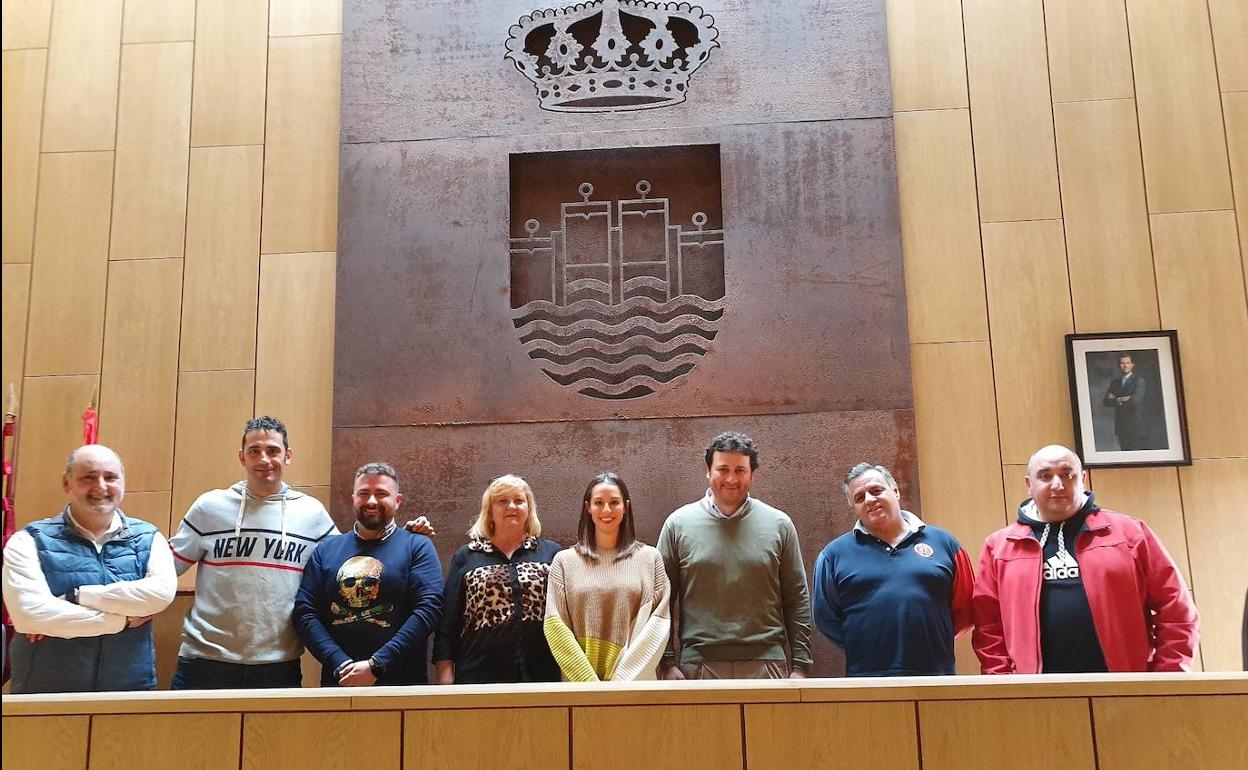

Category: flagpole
[2, 383, 18, 684]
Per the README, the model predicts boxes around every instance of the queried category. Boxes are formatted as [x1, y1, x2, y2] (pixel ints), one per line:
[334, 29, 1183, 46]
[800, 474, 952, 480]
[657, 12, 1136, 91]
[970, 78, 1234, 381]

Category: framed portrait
[1064, 330, 1191, 468]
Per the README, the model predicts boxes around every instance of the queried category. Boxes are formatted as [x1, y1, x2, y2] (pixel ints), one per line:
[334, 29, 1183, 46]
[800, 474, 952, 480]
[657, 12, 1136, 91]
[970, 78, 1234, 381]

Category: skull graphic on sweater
[336, 555, 383, 608]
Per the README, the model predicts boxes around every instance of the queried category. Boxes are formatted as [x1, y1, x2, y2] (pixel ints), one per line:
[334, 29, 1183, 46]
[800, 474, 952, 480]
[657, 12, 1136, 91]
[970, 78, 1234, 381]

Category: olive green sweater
[657, 495, 813, 669]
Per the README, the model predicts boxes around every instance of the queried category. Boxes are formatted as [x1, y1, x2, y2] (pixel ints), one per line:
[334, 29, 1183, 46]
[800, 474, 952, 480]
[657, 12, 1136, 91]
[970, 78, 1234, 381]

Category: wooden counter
[4, 673, 1246, 769]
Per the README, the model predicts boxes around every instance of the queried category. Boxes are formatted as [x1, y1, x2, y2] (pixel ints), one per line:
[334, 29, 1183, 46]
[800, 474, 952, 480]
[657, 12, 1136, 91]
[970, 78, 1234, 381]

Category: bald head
[1026, 444, 1082, 477]
[62, 445, 126, 523]
[1024, 445, 1086, 521]
[66, 445, 125, 477]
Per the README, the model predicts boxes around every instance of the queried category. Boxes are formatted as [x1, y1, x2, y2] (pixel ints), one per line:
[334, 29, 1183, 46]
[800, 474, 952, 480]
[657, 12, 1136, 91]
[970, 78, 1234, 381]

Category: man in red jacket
[972, 444, 1198, 673]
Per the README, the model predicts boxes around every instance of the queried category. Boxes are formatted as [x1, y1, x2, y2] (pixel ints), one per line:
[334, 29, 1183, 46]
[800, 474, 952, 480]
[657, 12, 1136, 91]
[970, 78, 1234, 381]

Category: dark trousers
[171, 656, 302, 690]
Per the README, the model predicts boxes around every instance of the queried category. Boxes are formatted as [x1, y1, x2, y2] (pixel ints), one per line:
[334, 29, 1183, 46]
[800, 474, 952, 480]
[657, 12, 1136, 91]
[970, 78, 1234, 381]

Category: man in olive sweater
[657, 432, 813, 679]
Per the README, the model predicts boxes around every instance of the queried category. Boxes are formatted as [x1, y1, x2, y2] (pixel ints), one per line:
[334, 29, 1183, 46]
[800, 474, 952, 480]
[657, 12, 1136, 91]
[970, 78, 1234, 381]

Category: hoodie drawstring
[1037, 520, 1068, 557]
[235, 482, 288, 554]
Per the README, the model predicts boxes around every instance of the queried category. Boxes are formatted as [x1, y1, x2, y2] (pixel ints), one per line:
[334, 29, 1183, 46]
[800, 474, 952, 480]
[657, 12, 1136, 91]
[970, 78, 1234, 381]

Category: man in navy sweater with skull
[294, 461, 443, 686]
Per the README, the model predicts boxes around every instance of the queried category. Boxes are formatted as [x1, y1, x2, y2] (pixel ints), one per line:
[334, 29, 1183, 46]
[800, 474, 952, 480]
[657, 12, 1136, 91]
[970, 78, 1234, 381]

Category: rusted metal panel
[335, 119, 908, 426]
[341, 0, 891, 144]
[336, 0, 912, 678]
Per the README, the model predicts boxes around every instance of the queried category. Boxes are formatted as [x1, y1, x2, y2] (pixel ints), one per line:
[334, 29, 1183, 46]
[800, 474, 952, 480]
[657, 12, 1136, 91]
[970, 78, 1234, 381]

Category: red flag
[3, 383, 18, 684]
[83, 385, 98, 444]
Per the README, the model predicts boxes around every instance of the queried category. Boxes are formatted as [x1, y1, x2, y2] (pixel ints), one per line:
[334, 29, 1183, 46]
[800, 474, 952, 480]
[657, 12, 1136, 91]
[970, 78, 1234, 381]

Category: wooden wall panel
[123, 491, 173, 536]
[1128, 0, 1233, 214]
[1044, 0, 1134, 104]
[962, 0, 1061, 222]
[191, 0, 268, 147]
[1, 715, 88, 770]
[911, 342, 1008, 539]
[405, 708, 566, 770]
[100, 259, 183, 492]
[919, 698, 1095, 770]
[2, 264, 31, 407]
[1179, 459, 1248, 671]
[573, 705, 741, 770]
[895, 110, 988, 343]
[181, 145, 263, 371]
[92, 713, 241, 770]
[1151, 211, 1248, 459]
[1225, 92, 1248, 289]
[262, 35, 340, 255]
[243, 712, 400, 770]
[746, 702, 918, 769]
[41, 0, 122, 152]
[172, 369, 255, 524]
[1, 0, 52, 50]
[121, 0, 196, 44]
[1054, 99, 1159, 332]
[1094, 695, 1248, 768]
[2, 48, 46, 264]
[884, 0, 967, 111]
[25, 152, 114, 376]
[13, 375, 99, 527]
[982, 220, 1075, 464]
[110, 41, 193, 261]
[270, 0, 343, 37]
[1087, 467, 1191, 586]
[304, 485, 333, 512]
[1208, 0, 1248, 93]
[256, 252, 335, 487]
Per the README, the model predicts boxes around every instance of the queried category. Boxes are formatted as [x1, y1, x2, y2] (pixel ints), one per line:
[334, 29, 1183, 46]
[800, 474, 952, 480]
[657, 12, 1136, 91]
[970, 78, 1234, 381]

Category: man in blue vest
[1, 444, 177, 692]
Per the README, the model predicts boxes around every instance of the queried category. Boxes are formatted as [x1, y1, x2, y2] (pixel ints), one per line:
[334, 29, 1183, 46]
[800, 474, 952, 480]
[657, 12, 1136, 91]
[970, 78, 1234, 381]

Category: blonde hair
[469, 474, 542, 539]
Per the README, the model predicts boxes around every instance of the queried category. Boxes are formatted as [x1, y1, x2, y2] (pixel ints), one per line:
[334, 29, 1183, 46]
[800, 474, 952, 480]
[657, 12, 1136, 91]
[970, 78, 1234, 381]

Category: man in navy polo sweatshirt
[812, 463, 973, 676]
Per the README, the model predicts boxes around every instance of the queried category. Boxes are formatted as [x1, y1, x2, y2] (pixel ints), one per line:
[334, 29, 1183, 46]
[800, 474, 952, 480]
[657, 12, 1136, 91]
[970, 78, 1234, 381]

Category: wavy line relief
[519, 324, 717, 347]
[535, 350, 706, 374]
[522, 332, 714, 357]
[579, 384, 656, 399]
[513, 303, 723, 327]
[541, 361, 697, 387]
[520, 324, 717, 346]
[527, 343, 708, 366]
[516, 295, 725, 317]
[515, 313, 719, 339]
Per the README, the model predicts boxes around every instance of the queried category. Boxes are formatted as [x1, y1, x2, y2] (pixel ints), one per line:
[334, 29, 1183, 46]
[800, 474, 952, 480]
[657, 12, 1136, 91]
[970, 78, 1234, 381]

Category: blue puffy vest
[8, 509, 159, 693]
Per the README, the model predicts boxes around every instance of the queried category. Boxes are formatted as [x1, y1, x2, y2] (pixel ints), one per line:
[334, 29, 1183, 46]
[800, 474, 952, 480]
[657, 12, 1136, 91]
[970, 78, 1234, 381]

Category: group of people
[1, 418, 1201, 693]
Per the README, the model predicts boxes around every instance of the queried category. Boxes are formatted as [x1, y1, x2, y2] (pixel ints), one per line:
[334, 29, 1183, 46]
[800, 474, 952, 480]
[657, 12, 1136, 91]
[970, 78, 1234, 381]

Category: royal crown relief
[506, 0, 720, 112]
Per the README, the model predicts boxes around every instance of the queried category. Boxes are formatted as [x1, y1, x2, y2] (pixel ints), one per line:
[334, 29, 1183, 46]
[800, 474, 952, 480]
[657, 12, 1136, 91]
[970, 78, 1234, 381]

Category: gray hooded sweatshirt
[169, 481, 336, 664]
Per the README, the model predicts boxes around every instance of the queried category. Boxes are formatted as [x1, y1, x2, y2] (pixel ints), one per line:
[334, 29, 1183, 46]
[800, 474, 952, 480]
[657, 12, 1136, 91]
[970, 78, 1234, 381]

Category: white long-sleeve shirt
[2, 510, 177, 639]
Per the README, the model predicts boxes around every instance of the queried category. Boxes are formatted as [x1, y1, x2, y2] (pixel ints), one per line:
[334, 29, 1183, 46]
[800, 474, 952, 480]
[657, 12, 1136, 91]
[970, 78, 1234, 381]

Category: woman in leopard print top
[433, 475, 561, 684]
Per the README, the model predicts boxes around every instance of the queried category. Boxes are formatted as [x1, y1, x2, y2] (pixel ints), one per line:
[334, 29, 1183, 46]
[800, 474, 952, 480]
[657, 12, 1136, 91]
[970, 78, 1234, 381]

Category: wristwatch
[367, 656, 385, 677]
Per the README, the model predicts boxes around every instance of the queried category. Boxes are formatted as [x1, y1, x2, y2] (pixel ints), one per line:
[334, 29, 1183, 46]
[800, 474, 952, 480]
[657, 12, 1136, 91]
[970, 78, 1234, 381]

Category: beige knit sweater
[543, 544, 671, 681]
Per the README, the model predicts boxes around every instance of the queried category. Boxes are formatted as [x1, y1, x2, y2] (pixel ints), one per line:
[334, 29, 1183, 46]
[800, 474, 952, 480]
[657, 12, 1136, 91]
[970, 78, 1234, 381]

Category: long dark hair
[575, 471, 639, 561]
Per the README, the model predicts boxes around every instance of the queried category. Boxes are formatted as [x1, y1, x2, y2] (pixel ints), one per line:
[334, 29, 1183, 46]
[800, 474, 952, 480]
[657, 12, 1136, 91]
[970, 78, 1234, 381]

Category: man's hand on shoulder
[403, 516, 436, 537]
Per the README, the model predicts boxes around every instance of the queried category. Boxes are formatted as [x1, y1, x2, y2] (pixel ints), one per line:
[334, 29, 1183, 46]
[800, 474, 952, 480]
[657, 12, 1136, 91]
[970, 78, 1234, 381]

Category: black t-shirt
[1024, 505, 1108, 673]
[433, 536, 562, 684]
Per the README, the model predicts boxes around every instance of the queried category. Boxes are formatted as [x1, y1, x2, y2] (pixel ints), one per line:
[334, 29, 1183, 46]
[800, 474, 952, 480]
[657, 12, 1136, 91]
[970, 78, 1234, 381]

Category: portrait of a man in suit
[1102, 352, 1148, 450]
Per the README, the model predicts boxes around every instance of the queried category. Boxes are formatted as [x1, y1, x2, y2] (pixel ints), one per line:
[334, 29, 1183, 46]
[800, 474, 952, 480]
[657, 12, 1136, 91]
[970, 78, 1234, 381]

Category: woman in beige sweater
[544, 472, 671, 681]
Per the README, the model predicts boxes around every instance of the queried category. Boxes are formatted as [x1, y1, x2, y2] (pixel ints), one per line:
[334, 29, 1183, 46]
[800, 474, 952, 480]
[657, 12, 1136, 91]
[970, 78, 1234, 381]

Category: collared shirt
[352, 519, 397, 542]
[704, 489, 753, 520]
[853, 509, 925, 547]
[1, 507, 178, 639]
